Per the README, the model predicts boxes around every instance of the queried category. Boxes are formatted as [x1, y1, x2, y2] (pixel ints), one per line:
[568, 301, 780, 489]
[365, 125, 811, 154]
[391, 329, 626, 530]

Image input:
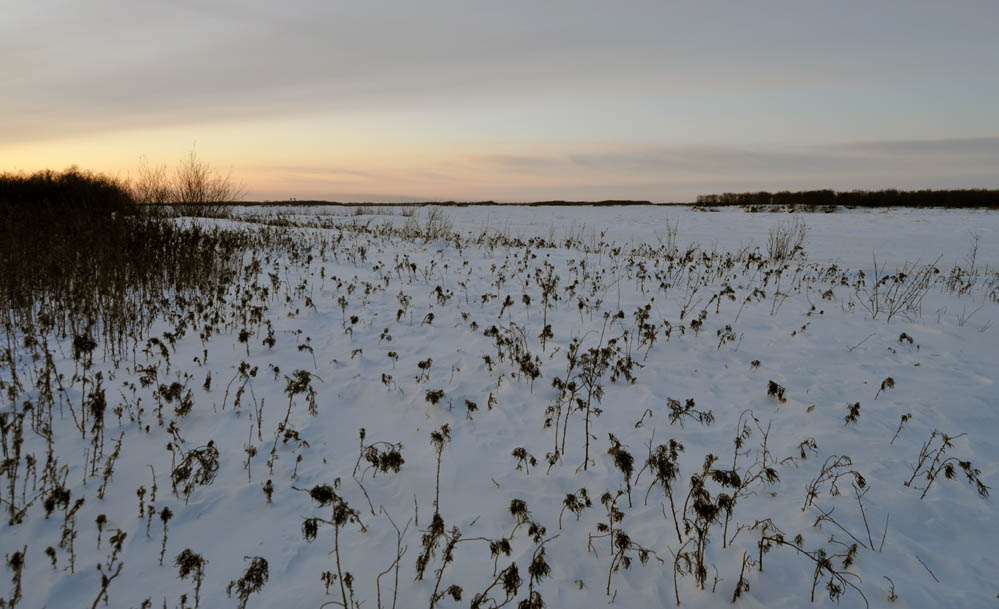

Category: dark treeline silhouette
[695, 189, 999, 209]
[0, 166, 133, 217]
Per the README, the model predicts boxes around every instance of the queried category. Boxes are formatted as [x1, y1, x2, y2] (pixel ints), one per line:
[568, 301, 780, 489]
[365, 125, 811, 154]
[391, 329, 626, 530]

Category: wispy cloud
[260, 166, 377, 180]
[469, 138, 999, 177]
[5, 1, 998, 147]
[822, 136, 999, 157]
[456, 138, 999, 200]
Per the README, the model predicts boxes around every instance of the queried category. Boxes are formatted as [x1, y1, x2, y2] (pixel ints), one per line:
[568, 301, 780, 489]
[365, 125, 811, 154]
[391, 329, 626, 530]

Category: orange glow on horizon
[0, 114, 629, 202]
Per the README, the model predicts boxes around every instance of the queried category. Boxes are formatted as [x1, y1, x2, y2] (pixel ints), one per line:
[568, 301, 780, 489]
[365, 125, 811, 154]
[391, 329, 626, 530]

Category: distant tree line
[695, 189, 999, 209]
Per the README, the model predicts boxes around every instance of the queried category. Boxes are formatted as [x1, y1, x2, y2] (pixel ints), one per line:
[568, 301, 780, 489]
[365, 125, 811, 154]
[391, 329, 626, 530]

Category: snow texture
[1, 205, 997, 609]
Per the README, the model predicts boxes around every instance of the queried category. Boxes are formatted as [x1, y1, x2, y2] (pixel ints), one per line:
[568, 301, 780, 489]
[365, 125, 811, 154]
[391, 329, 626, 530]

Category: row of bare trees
[696, 189, 999, 209]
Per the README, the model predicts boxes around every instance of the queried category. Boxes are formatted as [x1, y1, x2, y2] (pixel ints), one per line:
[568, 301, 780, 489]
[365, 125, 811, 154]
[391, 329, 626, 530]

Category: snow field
[1, 206, 997, 608]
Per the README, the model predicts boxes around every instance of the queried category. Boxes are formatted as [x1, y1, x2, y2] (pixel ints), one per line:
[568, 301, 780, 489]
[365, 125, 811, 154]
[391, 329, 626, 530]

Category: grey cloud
[6, 1, 998, 144]
[261, 166, 377, 180]
[466, 155, 571, 175]
[461, 139, 999, 200]
[470, 144, 910, 177]
[2, 2, 661, 143]
[566, 147, 874, 175]
[823, 137, 999, 157]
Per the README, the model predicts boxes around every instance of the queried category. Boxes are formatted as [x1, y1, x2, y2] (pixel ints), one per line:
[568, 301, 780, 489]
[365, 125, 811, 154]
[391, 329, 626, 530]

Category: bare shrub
[168, 149, 244, 217]
[656, 216, 680, 253]
[423, 206, 454, 240]
[130, 156, 173, 205]
[766, 217, 807, 260]
[856, 256, 938, 322]
[227, 556, 268, 609]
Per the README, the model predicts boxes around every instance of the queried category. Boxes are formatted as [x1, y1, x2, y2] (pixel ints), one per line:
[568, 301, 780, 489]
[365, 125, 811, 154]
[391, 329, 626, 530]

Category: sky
[3, 0, 999, 202]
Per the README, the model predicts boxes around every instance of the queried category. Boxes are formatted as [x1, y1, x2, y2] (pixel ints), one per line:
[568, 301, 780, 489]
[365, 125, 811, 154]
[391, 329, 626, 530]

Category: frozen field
[2, 205, 997, 608]
[234, 204, 999, 268]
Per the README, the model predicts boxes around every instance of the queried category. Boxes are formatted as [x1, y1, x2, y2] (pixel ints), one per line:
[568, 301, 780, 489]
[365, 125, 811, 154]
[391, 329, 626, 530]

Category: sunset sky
[3, 1, 999, 202]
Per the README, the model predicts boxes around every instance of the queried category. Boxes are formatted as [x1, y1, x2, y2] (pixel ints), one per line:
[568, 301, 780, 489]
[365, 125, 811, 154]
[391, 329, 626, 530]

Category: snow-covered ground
[230, 204, 999, 268]
[2, 206, 997, 609]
